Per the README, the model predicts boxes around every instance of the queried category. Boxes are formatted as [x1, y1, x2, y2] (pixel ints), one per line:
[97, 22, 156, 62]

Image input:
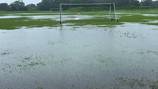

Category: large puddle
[0, 23, 158, 89]
[0, 15, 94, 21]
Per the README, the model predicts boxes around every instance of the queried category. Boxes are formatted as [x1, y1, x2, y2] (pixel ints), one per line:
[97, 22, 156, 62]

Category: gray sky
[0, 0, 41, 4]
[0, 0, 156, 5]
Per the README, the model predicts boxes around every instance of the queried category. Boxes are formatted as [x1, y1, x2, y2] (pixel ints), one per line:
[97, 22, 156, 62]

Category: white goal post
[59, 3, 117, 25]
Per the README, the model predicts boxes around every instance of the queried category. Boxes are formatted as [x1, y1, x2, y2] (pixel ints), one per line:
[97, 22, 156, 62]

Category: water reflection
[0, 24, 158, 89]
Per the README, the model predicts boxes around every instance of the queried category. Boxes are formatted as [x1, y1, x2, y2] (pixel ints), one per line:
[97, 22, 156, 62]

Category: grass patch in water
[0, 13, 158, 30]
[120, 15, 158, 25]
[64, 15, 158, 26]
[64, 17, 122, 27]
[120, 15, 158, 22]
[118, 8, 158, 14]
[0, 17, 59, 30]
[147, 23, 158, 25]
[0, 11, 58, 16]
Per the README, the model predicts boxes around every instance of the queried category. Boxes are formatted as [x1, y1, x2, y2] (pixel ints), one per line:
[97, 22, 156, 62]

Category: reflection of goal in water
[59, 3, 117, 25]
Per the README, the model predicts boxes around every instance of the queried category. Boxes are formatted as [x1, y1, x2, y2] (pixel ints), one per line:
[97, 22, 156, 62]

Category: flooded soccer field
[0, 13, 158, 89]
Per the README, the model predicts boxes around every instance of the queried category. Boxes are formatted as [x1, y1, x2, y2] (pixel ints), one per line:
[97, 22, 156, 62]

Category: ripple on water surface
[0, 24, 158, 89]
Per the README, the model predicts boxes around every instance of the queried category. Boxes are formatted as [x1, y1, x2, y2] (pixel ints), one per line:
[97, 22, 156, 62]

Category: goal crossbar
[60, 3, 113, 6]
[59, 3, 116, 25]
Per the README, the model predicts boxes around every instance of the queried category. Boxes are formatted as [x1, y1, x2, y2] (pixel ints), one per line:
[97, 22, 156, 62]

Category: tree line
[0, 0, 157, 11]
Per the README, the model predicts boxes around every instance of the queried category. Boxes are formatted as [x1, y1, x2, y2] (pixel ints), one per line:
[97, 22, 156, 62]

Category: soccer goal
[59, 3, 117, 25]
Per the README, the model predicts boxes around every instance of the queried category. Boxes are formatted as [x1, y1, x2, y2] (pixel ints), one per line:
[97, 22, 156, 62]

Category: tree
[0, 3, 10, 11]
[26, 4, 37, 11]
[129, 0, 140, 8]
[152, 0, 158, 7]
[37, 0, 92, 11]
[10, 1, 26, 11]
[105, 0, 140, 8]
[141, 0, 153, 6]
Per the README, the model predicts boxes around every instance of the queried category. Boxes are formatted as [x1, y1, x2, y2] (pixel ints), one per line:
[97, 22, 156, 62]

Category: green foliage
[0, 3, 10, 11]
[65, 7, 105, 12]
[10, 1, 26, 11]
[0, 0, 158, 11]
[141, 0, 153, 6]
[26, 4, 37, 11]
[106, 0, 140, 8]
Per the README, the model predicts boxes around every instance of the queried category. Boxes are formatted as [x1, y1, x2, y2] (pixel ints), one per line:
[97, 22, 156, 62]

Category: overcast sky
[0, 0, 156, 5]
[0, 0, 41, 4]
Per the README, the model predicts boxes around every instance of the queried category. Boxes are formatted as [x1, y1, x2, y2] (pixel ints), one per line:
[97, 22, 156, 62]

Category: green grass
[64, 15, 158, 26]
[146, 23, 158, 26]
[120, 15, 158, 25]
[120, 15, 158, 22]
[0, 14, 157, 30]
[0, 9, 158, 30]
[0, 17, 59, 30]
[118, 8, 158, 14]
[0, 11, 13, 16]
[64, 17, 122, 27]
[0, 11, 58, 16]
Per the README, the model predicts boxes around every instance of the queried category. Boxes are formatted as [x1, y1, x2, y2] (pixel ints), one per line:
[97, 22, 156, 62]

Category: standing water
[0, 23, 158, 89]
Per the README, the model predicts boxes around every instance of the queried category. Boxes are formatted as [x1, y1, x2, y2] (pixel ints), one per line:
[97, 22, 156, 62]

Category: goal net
[59, 3, 117, 25]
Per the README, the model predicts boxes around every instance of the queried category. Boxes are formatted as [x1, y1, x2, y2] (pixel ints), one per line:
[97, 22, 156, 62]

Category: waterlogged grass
[120, 15, 158, 22]
[147, 23, 158, 25]
[0, 17, 59, 30]
[120, 15, 158, 25]
[0, 11, 58, 16]
[0, 11, 13, 16]
[64, 15, 158, 26]
[0, 11, 158, 29]
[64, 17, 122, 27]
[118, 8, 158, 14]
